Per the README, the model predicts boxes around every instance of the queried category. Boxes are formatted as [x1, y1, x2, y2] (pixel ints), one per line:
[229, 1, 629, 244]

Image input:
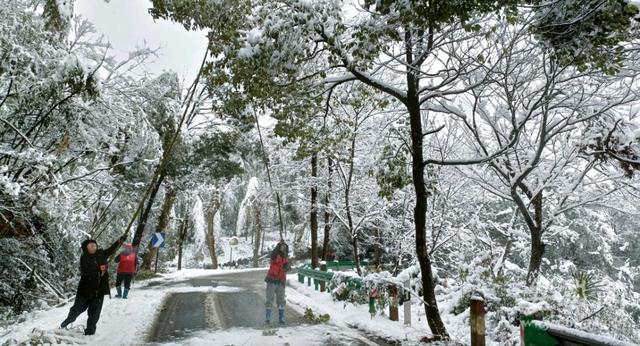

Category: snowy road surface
[146, 269, 396, 345]
[0, 268, 401, 345]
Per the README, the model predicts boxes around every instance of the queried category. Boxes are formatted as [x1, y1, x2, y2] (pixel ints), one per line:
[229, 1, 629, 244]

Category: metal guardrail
[296, 261, 366, 291]
[295, 261, 410, 326]
[323, 259, 369, 271]
[298, 263, 638, 346]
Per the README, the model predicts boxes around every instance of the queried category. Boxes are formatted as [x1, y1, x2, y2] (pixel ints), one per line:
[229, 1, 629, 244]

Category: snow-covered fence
[296, 262, 413, 325]
[297, 264, 338, 291]
[520, 319, 637, 346]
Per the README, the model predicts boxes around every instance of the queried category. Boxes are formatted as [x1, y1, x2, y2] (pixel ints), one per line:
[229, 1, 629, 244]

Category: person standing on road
[60, 236, 125, 335]
[114, 242, 138, 299]
[264, 240, 290, 324]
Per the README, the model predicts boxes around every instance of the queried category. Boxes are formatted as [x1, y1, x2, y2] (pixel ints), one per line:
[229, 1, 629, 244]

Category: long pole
[253, 110, 285, 240]
[114, 48, 209, 260]
[154, 247, 160, 274]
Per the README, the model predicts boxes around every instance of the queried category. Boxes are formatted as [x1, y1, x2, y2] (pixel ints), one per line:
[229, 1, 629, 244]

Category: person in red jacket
[264, 241, 290, 324]
[114, 243, 138, 299]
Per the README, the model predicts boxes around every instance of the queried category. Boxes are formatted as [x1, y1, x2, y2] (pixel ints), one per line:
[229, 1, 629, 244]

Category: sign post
[388, 285, 399, 321]
[229, 236, 239, 263]
[470, 296, 485, 346]
[404, 279, 411, 326]
[152, 232, 166, 273]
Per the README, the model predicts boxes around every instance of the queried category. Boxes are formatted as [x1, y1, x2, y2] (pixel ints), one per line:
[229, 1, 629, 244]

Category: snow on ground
[0, 282, 163, 345]
[0, 268, 263, 345]
[1, 267, 468, 345]
[156, 325, 381, 346]
[286, 273, 436, 345]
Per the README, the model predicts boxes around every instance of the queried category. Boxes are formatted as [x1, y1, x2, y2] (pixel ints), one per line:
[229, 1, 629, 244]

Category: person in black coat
[60, 236, 125, 335]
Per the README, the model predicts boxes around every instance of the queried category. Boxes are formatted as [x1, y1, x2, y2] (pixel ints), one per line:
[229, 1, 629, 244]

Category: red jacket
[265, 255, 289, 284]
[116, 244, 137, 273]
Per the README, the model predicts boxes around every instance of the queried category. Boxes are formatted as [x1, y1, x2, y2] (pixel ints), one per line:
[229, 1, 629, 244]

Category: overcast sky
[75, 0, 207, 81]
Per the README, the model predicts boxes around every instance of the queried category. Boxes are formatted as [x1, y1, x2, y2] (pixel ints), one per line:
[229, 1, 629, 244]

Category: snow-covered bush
[329, 271, 368, 306]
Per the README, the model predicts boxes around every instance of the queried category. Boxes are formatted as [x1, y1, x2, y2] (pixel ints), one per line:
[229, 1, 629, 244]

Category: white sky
[75, 0, 207, 81]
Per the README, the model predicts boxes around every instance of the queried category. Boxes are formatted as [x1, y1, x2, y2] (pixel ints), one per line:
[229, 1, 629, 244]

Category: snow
[0, 268, 262, 345]
[238, 29, 263, 59]
[235, 177, 260, 236]
[516, 300, 552, 316]
[0, 283, 162, 345]
[55, 0, 74, 21]
[286, 273, 428, 343]
[185, 197, 208, 265]
[156, 325, 377, 346]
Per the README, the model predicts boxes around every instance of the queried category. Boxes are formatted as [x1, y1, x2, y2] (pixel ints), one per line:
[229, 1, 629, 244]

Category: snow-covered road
[147, 269, 395, 345]
[0, 269, 398, 346]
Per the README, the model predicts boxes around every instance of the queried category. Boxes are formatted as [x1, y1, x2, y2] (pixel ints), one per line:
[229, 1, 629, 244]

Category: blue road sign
[152, 232, 166, 248]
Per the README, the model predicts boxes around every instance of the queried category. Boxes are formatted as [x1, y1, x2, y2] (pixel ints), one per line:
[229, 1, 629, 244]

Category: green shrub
[302, 308, 331, 324]
[572, 270, 602, 301]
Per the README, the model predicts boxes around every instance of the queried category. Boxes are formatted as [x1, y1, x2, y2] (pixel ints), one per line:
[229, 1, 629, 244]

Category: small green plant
[452, 291, 474, 315]
[495, 285, 516, 308]
[262, 329, 277, 336]
[330, 281, 368, 305]
[459, 267, 469, 281]
[572, 270, 603, 301]
[302, 308, 330, 324]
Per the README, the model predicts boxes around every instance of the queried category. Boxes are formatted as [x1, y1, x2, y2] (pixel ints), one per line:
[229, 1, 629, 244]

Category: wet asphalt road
[144, 269, 398, 345]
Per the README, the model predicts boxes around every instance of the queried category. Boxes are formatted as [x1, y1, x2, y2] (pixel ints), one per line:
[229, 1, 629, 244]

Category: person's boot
[122, 289, 129, 299]
[278, 308, 285, 324]
[115, 286, 122, 298]
[265, 308, 272, 324]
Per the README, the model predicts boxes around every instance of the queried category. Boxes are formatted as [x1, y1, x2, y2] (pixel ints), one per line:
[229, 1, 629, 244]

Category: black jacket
[76, 238, 121, 298]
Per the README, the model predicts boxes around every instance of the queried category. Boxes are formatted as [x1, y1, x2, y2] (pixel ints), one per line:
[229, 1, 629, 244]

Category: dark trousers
[115, 273, 133, 289]
[61, 294, 104, 335]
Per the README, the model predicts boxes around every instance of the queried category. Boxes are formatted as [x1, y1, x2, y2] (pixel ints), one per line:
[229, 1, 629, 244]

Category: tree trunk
[310, 153, 319, 268]
[406, 36, 449, 337]
[526, 192, 544, 286]
[322, 157, 333, 261]
[177, 218, 189, 271]
[139, 185, 174, 270]
[132, 172, 166, 249]
[342, 118, 363, 276]
[253, 204, 263, 268]
[141, 243, 156, 271]
[374, 228, 382, 268]
[157, 188, 176, 235]
[206, 194, 221, 269]
[351, 235, 361, 274]
[260, 220, 266, 254]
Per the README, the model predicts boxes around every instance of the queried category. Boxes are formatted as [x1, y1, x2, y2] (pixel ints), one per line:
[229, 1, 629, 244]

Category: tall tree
[322, 157, 334, 261]
[149, 0, 639, 339]
[310, 153, 319, 268]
